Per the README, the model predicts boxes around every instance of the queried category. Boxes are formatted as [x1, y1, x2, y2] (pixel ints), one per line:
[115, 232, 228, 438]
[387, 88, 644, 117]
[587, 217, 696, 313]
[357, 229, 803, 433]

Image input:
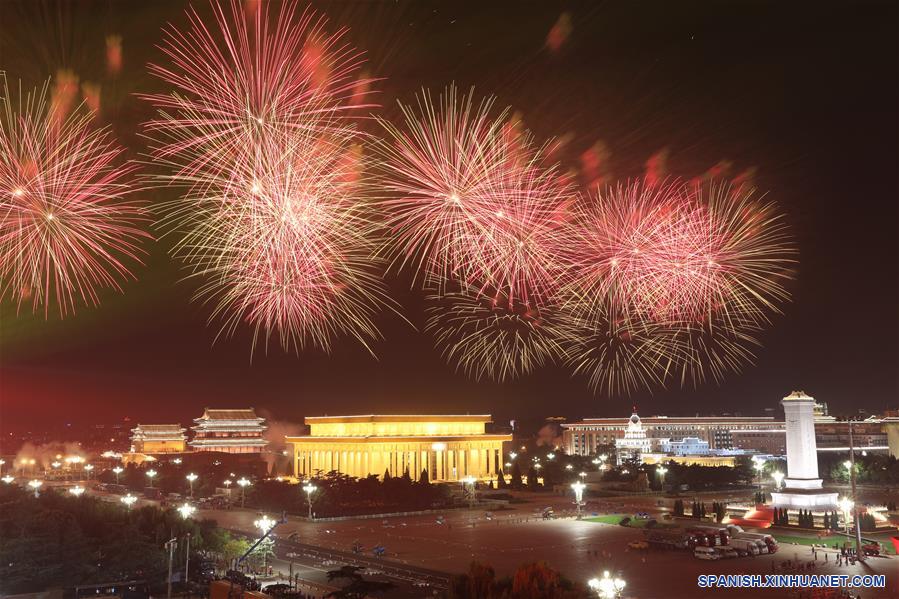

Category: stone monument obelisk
[771, 391, 838, 509]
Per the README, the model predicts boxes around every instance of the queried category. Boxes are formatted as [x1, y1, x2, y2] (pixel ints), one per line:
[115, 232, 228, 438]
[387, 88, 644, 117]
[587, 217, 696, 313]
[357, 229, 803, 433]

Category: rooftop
[196, 408, 262, 421]
[304, 414, 493, 424]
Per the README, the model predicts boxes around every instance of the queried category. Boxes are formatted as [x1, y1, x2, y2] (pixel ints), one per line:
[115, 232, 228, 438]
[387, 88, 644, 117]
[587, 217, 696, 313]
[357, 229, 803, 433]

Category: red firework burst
[562, 179, 794, 328]
[375, 86, 575, 307]
[0, 78, 147, 317]
[145, 1, 385, 353]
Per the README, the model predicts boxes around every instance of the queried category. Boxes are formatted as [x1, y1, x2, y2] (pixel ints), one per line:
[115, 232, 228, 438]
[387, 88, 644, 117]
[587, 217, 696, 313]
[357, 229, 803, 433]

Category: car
[635, 512, 651, 519]
[413, 581, 430, 587]
[628, 541, 649, 550]
[694, 546, 720, 560]
[285, 552, 299, 558]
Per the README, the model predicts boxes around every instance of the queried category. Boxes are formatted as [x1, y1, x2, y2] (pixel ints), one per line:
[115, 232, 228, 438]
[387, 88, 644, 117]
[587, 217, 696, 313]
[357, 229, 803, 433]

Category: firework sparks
[0, 77, 147, 317]
[146, 0, 386, 354]
[426, 287, 563, 382]
[375, 85, 575, 306]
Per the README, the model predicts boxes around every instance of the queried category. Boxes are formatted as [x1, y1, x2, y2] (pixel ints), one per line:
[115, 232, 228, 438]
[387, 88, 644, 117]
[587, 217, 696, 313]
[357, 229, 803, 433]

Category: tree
[496, 469, 507, 489]
[510, 462, 524, 490]
[526, 467, 540, 490]
[419, 468, 430, 485]
[383, 469, 391, 482]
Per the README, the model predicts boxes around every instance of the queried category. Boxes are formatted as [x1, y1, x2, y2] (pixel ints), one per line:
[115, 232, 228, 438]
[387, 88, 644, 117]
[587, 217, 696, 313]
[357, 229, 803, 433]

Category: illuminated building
[614, 411, 652, 465]
[641, 454, 738, 467]
[130, 424, 187, 454]
[885, 412, 899, 458]
[189, 408, 268, 454]
[564, 414, 782, 456]
[287, 415, 512, 481]
[659, 437, 710, 456]
[731, 429, 787, 455]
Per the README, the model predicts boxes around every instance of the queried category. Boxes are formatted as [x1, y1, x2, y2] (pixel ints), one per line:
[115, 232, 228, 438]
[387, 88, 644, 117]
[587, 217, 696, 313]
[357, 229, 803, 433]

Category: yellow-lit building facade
[287, 415, 511, 482]
[130, 424, 187, 454]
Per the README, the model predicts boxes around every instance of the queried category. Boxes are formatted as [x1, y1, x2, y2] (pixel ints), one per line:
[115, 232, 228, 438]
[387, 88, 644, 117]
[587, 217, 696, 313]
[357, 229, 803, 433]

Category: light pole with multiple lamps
[772, 471, 784, 490]
[303, 482, 317, 520]
[69, 485, 85, 496]
[186, 473, 198, 498]
[237, 477, 251, 507]
[112, 466, 123, 484]
[28, 479, 42, 497]
[461, 475, 477, 509]
[146, 469, 158, 488]
[254, 515, 276, 571]
[839, 496, 854, 535]
[1, 475, 14, 484]
[84, 464, 94, 480]
[571, 481, 586, 519]
[657, 466, 668, 489]
[121, 494, 137, 510]
[588, 571, 626, 598]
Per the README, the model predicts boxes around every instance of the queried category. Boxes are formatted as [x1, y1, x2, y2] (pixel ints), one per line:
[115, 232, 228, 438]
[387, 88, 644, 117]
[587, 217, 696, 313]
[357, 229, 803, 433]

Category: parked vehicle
[694, 546, 720, 560]
[714, 546, 740, 559]
[729, 538, 761, 556]
[733, 532, 778, 554]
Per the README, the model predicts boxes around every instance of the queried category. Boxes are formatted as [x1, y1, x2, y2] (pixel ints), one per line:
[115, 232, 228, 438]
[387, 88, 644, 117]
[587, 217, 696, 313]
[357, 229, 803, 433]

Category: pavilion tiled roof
[134, 424, 185, 432]
[197, 408, 261, 420]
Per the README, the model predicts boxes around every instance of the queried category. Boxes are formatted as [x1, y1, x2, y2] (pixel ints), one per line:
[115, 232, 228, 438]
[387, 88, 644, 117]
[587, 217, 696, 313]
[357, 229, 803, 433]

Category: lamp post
[146, 469, 158, 488]
[237, 477, 250, 507]
[588, 571, 626, 598]
[121, 494, 137, 510]
[28, 479, 43, 497]
[84, 464, 94, 480]
[461, 475, 477, 509]
[571, 481, 586, 520]
[112, 466, 123, 484]
[186, 473, 198, 498]
[657, 466, 668, 488]
[839, 497, 853, 535]
[772, 471, 784, 491]
[509, 452, 517, 461]
[178, 503, 196, 520]
[0, 458, 5, 475]
[69, 485, 85, 496]
[1, 475, 13, 484]
[254, 515, 276, 571]
[165, 537, 177, 599]
[302, 482, 317, 520]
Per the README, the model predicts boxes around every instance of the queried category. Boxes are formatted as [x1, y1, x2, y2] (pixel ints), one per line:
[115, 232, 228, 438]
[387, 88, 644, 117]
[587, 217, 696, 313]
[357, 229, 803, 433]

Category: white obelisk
[772, 391, 837, 509]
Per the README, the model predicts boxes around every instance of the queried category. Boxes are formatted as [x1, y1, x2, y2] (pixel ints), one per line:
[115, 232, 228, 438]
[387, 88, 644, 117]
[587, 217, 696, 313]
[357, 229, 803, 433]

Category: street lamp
[588, 571, 626, 599]
[69, 486, 85, 496]
[121, 494, 137, 509]
[28, 479, 43, 497]
[565, 464, 573, 471]
[509, 452, 517, 461]
[146, 469, 158, 488]
[178, 503, 196, 520]
[843, 460, 853, 481]
[112, 466, 123, 484]
[772, 471, 784, 490]
[254, 515, 276, 571]
[51, 461, 62, 470]
[84, 464, 94, 480]
[461, 475, 477, 509]
[547, 453, 555, 460]
[753, 460, 765, 490]
[303, 482, 317, 520]
[839, 497, 854, 534]
[237, 477, 250, 507]
[186, 473, 198, 498]
[1, 475, 14, 484]
[571, 481, 586, 519]
[0, 458, 5, 475]
[657, 466, 668, 487]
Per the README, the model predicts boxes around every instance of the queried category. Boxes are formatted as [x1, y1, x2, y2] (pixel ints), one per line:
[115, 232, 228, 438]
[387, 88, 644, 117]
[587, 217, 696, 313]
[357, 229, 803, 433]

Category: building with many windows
[130, 424, 187, 454]
[287, 415, 512, 481]
[563, 413, 782, 456]
[189, 408, 268, 454]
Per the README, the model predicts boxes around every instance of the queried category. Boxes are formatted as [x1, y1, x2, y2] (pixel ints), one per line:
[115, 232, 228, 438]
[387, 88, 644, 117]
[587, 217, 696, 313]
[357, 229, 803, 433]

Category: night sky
[1, 1, 897, 430]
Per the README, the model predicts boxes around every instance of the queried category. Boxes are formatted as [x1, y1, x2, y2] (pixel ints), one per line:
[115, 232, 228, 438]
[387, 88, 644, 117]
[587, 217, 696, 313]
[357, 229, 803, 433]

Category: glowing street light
[121, 494, 137, 510]
[571, 481, 586, 519]
[237, 477, 250, 507]
[253, 515, 276, 570]
[461, 475, 477, 509]
[509, 452, 517, 460]
[51, 461, 62, 469]
[753, 460, 765, 490]
[657, 466, 668, 487]
[1, 475, 14, 484]
[588, 571, 626, 598]
[69, 486, 85, 496]
[565, 464, 574, 471]
[546, 453, 555, 460]
[146, 469, 158, 487]
[28, 479, 43, 497]
[772, 471, 784, 490]
[839, 497, 854, 534]
[172, 458, 182, 465]
[112, 466, 124, 484]
[0, 458, 5, 475]
[84, 464, 94, 479]
[186, 473, 198, 498]
[178, 503, 196, 520]
[303, 482, 317, 520]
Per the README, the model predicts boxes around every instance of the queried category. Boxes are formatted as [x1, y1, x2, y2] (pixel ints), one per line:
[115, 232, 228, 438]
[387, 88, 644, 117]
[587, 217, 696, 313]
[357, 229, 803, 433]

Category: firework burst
[0, 77, 147, 317]
[375, 86, 575, 306]
[146, 0, 386, 354]
[426, 286, 563, 382]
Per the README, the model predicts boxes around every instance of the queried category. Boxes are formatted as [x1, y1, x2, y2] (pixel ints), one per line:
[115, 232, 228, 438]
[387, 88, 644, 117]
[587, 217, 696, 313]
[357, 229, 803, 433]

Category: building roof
[133, 424, 185, 432]
[564, 416, 779, 427]
[304, 414, 494, 424]
[783, 390, 815, 401]
[196, 408, 262, 421]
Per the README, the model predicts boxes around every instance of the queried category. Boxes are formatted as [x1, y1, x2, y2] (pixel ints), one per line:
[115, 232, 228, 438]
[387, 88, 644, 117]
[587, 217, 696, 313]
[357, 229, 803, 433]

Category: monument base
[771, 488, 839, 510]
